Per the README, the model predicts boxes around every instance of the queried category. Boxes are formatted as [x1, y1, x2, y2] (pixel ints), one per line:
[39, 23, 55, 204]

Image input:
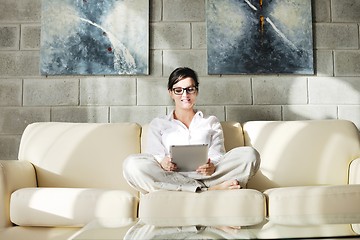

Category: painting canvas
[40, 0, 149, 75]
[207, 0, 314, 75]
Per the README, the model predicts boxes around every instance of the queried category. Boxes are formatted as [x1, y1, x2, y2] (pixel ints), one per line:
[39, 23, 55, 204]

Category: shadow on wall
[287, 76, 360, 128]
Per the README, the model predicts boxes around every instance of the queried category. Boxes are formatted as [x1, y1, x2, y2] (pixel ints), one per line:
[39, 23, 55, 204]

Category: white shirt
[144, 110, 226, 164]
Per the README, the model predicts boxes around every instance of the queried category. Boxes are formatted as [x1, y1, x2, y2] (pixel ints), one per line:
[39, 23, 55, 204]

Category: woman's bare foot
[208, 180, 241, 191]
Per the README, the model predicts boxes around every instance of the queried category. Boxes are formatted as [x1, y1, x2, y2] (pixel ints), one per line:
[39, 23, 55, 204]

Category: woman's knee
[230, 146, 261, 167]
[245, 146, 260, 166]
[247, 146, 260, 159]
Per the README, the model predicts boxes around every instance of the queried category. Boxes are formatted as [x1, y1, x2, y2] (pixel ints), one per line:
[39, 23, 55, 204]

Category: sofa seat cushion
[0, 226, 80, 240]
[138, 189, 265, 227]
[265, 184, 360, 225]
[10, 188, 138, 227]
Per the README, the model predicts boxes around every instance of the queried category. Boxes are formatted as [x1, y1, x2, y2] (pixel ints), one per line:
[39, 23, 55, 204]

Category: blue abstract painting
[207, 0, 314, 75]
[40, 0, 149, 75]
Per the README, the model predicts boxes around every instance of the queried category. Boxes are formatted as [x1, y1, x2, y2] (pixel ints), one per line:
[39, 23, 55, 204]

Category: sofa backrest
[244, 120, 360, 191]
[18, 122, 141, 196]
[220, 121, 245, 151]
[18, 120, 359, 194]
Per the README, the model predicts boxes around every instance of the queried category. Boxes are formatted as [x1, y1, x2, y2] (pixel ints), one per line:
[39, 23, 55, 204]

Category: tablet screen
[170, 144, 208, 172]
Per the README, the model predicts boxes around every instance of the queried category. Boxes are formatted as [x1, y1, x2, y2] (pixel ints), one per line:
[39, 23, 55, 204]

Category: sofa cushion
[138, 189, 265, 227]
[349, 158, 360, 184]
[265, 185, 360, 225]
[352, 224, 360, 234]
[220, 121, 245, 151]
[244, 120, 360, 190]
[10, 188, 138, 227]
[17, 122, 141, 196]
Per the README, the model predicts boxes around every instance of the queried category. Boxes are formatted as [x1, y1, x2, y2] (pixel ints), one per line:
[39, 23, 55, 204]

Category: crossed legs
[123, 147, 260, 194]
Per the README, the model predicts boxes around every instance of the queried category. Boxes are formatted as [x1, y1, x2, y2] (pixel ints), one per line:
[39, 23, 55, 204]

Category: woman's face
[169, 77, 198, 111]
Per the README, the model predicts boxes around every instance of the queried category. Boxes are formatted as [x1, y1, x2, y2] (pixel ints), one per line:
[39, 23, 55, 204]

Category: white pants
[123, 146, 260, 194]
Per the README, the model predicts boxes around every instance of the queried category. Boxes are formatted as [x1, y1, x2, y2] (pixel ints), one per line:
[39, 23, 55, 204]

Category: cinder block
[151, 23, 191, 49]
[253, 77, 308, 105]
[226, 106, 282, 122]
[0, 135, 21, 160]
[339, 105, 360, 130]
[150, 0, 162, 22]
[80, 77, 136, 105]
[332, 0, 360, 22]
[309, 77, 360, 104]
[163, 50, 207, 76]
[23, 79, 79, 106]
[0, 79, 22, 106]
[194, 106, 226, 121]
[192, 23, 206, 49]
[0, 25, 20, 50]
[51, 107, 109, 123]
[137, 78, 172, 106]
[315, 23, 358, 49]
[197, 77, 252, 105]
[313, 0, 331, 22]
[0, 51, 40, 77]
[0, 107, 50, 134]
[163, 0, 205, 22]
[150, 50, 163, 76]
[283, 105, 337, 120]
[110, 106, 167, 125]
[315, 50, 333, 76]
[0, 0, 41, 22]
[334, 51, 360, 76]
[20, 24, 41, 50]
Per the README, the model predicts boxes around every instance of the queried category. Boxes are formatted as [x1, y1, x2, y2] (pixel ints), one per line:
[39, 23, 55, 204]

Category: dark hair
[167, 67, 199, 90]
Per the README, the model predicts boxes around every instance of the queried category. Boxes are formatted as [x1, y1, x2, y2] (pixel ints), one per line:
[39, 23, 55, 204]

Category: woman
[123, 67, 260, 194]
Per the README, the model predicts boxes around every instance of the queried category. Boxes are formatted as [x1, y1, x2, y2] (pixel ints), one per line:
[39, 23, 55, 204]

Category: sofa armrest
[349, 158, 360, 184]
[349, 158, 360, 235]
[0, 160, 37, 227]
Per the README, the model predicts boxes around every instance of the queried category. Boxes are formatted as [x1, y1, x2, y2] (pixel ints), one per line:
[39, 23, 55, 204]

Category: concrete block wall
[0, 0, 359, 159]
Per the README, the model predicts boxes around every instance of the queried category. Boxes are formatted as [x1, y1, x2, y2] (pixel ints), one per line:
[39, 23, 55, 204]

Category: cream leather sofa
[0, 120, 359, 240]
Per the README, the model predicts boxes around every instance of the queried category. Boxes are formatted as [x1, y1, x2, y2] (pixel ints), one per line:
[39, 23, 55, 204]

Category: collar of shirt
[166, 109, 203, 122]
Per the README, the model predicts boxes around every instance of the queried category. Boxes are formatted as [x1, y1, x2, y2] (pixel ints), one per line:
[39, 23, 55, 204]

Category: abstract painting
[207, 0, 314, 75]
[40, 0, 149, 75]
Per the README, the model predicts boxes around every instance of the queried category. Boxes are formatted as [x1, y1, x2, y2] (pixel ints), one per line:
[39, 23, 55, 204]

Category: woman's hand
[196, 159, 215, 176]
[160, 156, 178, 172]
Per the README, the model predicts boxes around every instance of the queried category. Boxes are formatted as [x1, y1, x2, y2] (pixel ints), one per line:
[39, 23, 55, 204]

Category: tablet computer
[170, 144, 208, 172]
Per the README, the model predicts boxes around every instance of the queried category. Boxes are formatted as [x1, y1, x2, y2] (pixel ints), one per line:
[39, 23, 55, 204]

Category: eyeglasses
[172, 86, 197, 95]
